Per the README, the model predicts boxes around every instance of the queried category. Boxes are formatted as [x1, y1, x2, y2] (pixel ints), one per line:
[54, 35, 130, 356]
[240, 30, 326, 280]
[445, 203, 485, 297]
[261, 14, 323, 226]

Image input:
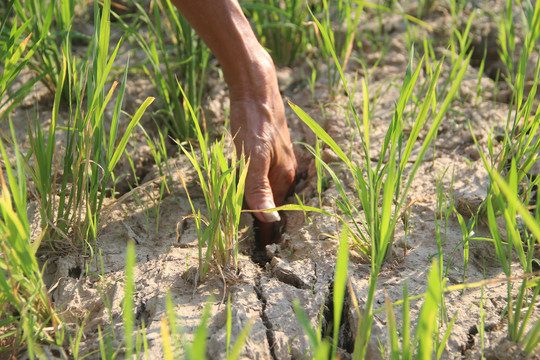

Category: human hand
[170, 0, 296, 226]
[229, 55, 297, 224]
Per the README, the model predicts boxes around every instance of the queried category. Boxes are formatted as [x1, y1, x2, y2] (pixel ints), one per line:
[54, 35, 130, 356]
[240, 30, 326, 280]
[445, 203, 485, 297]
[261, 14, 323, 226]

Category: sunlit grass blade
[0, 121, 60, 351]
[384, 290, 400, 359]
[293, 299, 331, 360]
[123, 240, 136, 358]
[225, 319, 253, 360]
[332, 226, 350, 358]
[414, 261, 443, 359]
[186, 302, 211, 360]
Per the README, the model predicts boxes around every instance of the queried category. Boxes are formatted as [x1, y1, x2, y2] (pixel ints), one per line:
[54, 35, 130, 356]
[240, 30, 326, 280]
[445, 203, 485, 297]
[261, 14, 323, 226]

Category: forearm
[171, 0, 297, 223]
[170, 0, 276, 99]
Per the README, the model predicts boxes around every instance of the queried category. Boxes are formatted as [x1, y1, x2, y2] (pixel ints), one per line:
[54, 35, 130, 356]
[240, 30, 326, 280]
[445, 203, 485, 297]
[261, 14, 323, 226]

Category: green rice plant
[473, 127, 540, 353]
[11, 0, 81, 99]
[417, 0, 436, 18]
[468, 11, 540, 322]
[383, 261, 456, 359]
[474, 46, 488, 105]
[303, 58, 318, 103]
[479, 286, 486, 357]
[310, 0, 364, 94]
[450, 8, 475, 66]
[139, 122, 172, 179]
[241, 0, 313, 66]
[25, 0, 154, 246]
[0, 2, 44, 121]
[293, 299, 331, 360]
[97, 324, 118, 360]
[483, 166, 540, 350]
[454, 209, 478, 284]
[445, 0, 471, 59]
[0, 122, 61, 356]
[160, 294, 252, 359]
[290, 8, 471, 356]
[225, 296, 253, 360]
[498, 0, 518, 85]
[475, 3, 540, 240]
[128, 0, 210, 141]
[67, 316, 89, 360]
[330, 226, 350, 359]
[435, 168, 454, 247]
[433, 169, 455, 324]
[123, 240, 136, 358]
[403, 16, 420, 54]
[179, 86, 248, 281]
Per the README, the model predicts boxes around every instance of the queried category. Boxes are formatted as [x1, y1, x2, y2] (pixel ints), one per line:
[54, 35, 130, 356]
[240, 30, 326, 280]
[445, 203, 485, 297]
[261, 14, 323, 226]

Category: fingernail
[259, 201, 281, 222]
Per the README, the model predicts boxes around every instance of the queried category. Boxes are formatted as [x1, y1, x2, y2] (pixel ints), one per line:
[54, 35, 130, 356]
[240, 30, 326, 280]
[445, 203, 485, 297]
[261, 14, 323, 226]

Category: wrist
[225, 46, 278, 101]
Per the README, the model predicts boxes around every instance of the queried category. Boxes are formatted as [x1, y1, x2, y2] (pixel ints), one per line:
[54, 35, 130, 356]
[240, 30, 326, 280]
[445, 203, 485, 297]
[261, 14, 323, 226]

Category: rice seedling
[498, 0, 518, 85]
[25, 0, 154, 246]
[306, 58, 318, 103]
[433, 169, 454, 323]
[159, 293, 252, 359]
[128, 0, 210, 141]
[486, 1, 540, 209]
[474, 46, 488, 105]
[288, 4, 472, 356]
[470, 115, 540, 354]
[435, 168, 454, 247]
[383, 261, 456, 360]
[331, 226, 350, 359]
[0, 122, 61, 356]
[314, 137, 328, 208]
[292, 51, 470, 259]
[453, 208, 477, 284]
[179, 86, 248, 281]
[0, 2, 43, 121]
[225, 295, 254, 360]
[293, 299, 331, 360]
[11, 0, 79, 99]
[446, 0, 473, 60]
[241, 0, 313, 66]
[123, 240, 136, 358]
[139, 122, 173, 179]
[310, 0, 363, 94]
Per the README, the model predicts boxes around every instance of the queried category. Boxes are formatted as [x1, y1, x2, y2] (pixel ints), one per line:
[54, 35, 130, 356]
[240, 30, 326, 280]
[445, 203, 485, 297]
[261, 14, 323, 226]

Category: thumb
[244, 159, 281, 223]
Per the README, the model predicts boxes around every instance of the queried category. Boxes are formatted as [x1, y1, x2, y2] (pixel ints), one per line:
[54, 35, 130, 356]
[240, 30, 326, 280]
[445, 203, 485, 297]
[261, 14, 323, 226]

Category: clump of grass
[476, 147, 540, 353]
[129, 0, 210, 141]
[0, 122, 61, 356]
[383, 261, 456, 359]
[11, 0, 80, 100]
[489, 1, 540, 196]
[458, 6, 540, 350]
[241, 0, 313, 66]
[0, 1, 43, 121]
[310, 0, 363, 95]
[25, 0, 154, 246]
[179, 87, 248, 281]
[288, 5, 471, 355]
[467, 6, 540, 350]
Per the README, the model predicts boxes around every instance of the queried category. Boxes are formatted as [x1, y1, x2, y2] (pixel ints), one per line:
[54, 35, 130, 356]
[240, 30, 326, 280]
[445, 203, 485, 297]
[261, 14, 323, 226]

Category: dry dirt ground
[3, 1, 540, 359]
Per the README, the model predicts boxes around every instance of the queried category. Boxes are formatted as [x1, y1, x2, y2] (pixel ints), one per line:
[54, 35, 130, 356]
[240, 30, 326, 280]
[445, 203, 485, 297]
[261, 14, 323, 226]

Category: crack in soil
[321, 277, 355, 356]
[270, 258, 311, 290]
[254, 279, 278, 360]
[462, 325, 479, 354]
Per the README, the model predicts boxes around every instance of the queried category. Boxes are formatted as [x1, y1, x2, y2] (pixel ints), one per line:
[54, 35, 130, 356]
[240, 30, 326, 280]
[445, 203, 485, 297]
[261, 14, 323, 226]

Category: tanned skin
[171, 0, 297, 228]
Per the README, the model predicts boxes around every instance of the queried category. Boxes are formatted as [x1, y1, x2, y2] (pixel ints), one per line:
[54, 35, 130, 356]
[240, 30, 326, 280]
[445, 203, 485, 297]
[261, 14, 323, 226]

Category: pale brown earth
[2, 1, 540, 359]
